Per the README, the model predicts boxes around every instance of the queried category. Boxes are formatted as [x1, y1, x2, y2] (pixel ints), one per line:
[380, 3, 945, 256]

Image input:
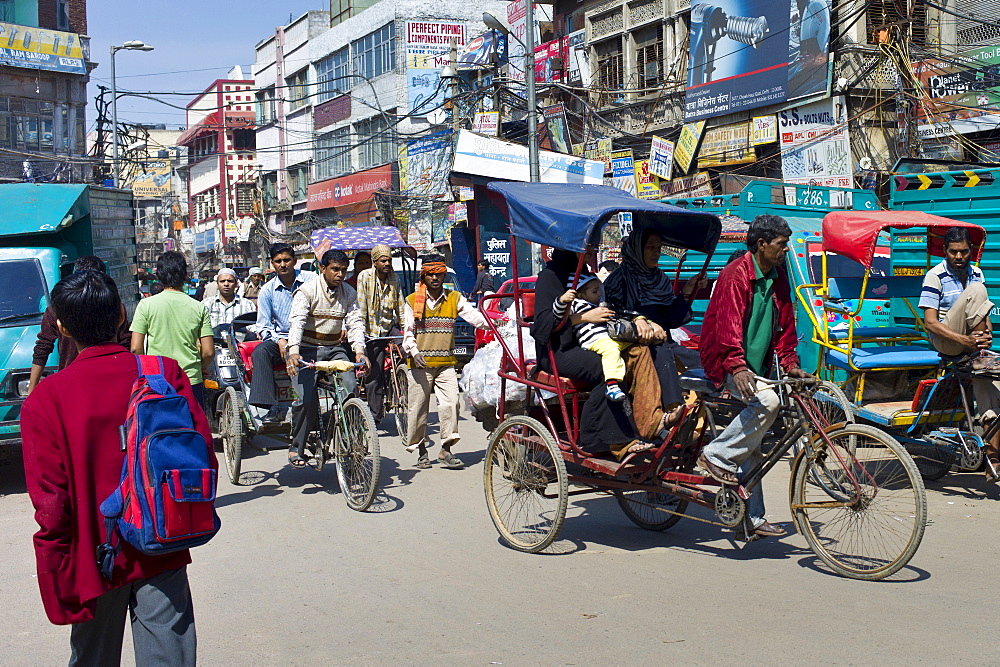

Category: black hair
[944, 226, 971, 248]
[727, 249, 747, 265]
[478, 259, 490, 268]
[150, 283, 164, 296]
[73, 255, 107, 274]
[423, 253, 446, 264]
[50, 271, 122, 347]
[355, 251, 371, 260]
[269, 242, 295, 260]
[321, 249, 349, 266]
[155, 251, 188, 289]
[746, 214, 792, 251]
[598, 260, 619, 272]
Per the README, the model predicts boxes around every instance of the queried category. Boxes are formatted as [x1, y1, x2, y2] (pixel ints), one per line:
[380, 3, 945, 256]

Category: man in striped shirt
[248, 243, 316, 422]
[202, 268, 256, 327]
[920, 226, 1000, 480]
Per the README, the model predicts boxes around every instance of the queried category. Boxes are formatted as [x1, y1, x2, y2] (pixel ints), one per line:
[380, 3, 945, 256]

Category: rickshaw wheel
[335, 397, 381, 511]
[393, 365, 409, 448]
[220, 387, 245, 485]
[905, 441, 955, 481]
[790, 424, 926, 580]
[614, 488, 687, 531]
[484, 416, 568, 553]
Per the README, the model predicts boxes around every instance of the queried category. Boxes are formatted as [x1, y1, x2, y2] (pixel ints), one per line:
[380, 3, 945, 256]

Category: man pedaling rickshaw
[697, 215, 812, 539]
[285, 249, 368, 468]
[919, 226, 1000, 482]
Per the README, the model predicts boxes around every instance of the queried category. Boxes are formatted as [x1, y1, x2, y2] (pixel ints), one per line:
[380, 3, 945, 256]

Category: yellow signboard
[130, 161, 172, 198]
[0, 22, 86, 73]
[674, 121, 706, 174]
[634, 160, 661, 200]
[698, 121, 754, 169]
[751, 115, 777, 145]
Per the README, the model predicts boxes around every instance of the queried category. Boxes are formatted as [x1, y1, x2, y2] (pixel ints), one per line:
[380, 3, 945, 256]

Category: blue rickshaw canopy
[310, 225, 409, 254]
[486, 182, 721, 254]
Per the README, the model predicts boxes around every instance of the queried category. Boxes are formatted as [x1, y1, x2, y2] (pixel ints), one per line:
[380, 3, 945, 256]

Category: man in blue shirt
[249, 243, 316, 421]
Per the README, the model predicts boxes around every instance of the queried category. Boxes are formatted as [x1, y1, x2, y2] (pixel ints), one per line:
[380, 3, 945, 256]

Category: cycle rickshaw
[478, 182, 926, 580]
[797, 211, 998, 482]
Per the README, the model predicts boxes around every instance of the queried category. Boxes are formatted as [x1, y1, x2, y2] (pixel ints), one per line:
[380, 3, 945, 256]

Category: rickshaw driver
[919, 226, 1000, 481]
[356, 244, 405, 424]
[285, 249, 368, 468]
[697, 215, 812, 538]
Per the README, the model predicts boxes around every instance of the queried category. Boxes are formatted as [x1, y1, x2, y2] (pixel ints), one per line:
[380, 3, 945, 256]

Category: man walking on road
[472, 259, 494, 304]
[21, 270, 212, 665]
[402, 256, 488, 469]
[203, 267, 256, 327]
[919, 226, 1000, 481]
[285, 249, 368, 467]
[249, 243, 316, 422]
[697, 215, 810, 538]
[356, 244, 405, 423]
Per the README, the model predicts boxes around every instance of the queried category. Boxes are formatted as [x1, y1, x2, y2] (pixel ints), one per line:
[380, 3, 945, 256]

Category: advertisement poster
[913, 43, 1000, 138]
[610, 150, 637, 196]
[576, 139, 612, 170]
[0, 22, 86, 74]
[472, 111, 499, 135]
[697, 121, 754, 168]
[408, 206, 433, 251]
[406, 21, 466, 115]
[567, 30, 591, 86]
[130, 161, 172, 198]
[402, 129, 453, 197]
[674, 121, 706, 173]
[684, 0, 832, 120]
[505, 0, 552, 83]
[660, 172, 713, 197]
[752, 115, 778, 145]
[457, 29, 507, 68]
[648, 135, 675, 180]
[534, 37, 569, 83]
[634, 160, 661, 200]
[779, 96, 852, 187]
[542, 104, 571, 154]
[453, 130, 604, 184]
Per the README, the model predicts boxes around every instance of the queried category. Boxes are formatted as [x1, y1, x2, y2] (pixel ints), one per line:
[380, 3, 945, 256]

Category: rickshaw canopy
[310, 225, 409, 255]
[822, 211, 986, 269]
[486, 182, 721, 254]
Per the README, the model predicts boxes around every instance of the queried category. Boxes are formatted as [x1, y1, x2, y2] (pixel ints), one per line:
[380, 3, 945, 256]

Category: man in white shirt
[202, 268, 256, 327]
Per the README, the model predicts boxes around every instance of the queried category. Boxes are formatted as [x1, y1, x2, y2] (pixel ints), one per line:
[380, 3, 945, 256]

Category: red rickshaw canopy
[822, 211, 986, 268]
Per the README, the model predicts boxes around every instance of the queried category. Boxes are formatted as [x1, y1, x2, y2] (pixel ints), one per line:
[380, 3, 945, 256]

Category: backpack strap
[135, 355, 175, 396]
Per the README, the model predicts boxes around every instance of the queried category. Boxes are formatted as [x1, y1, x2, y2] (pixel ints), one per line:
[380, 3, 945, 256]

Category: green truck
[0, 184, 137, 444]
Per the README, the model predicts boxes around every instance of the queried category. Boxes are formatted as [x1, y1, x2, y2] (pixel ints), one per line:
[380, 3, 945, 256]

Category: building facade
[0, 0, 91, 182]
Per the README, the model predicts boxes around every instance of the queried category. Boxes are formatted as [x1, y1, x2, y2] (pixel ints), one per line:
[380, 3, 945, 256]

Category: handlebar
[365, 335, 404, 343]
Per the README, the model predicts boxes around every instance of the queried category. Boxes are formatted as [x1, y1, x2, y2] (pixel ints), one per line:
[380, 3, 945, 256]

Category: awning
[310, 226, 409, 256]
[0, 184, 89, 236]
[177, 110, 256, 146]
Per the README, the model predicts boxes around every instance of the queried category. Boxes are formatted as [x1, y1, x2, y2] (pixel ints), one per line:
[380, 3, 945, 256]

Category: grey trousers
[69, 566, 195, 667]
[291, 344, 357, 457]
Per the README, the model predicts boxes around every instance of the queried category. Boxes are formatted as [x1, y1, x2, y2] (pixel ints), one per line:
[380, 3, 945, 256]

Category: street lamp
[110, 40, 154, 188]
[483, 10, 539, 183]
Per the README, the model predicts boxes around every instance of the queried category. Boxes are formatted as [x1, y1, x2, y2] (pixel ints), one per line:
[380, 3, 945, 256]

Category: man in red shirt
[698, 215, 809, 539]
[21, 270, 213, 665]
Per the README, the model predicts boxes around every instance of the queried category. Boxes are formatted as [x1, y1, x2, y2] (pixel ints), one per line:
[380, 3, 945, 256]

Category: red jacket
[20, 344, 214, 625]
[700, 252, 801, 386]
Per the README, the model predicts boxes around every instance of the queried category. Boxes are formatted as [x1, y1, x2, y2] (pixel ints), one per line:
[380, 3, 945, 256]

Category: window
[286, 164, 310, 202]
[315, 127, 352, 181]
[594, 38, 623, 92]
[232, 129, 255, 151]
[0, 98, 64, 153]
[634, 26, 663, 89]
[352, 23, 396, 80]
[355, 114, 394, 171]
[190, 133, 217, 161]
[0, 1, 15, 22]
[317, 48, 351, 102]
[263, 172, 278, 208]
[236, 184, 255, 215]
[286, 69, 309, 110]
[256, 87, 276, 124]
[194, 187, 220, 221]
[56, 0, 70, 30]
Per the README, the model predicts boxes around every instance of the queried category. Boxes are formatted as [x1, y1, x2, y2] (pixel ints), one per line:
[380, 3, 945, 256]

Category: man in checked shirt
[356, 244, 405, 423]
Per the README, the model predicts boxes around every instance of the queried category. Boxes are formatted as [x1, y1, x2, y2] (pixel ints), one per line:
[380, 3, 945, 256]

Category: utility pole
[524, 0, 539, 183]
[450, 38, 460, 135]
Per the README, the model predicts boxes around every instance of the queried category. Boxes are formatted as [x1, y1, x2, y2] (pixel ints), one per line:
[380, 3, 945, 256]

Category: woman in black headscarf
[530, 249, 647, 456]
[604, 225, 706, 414]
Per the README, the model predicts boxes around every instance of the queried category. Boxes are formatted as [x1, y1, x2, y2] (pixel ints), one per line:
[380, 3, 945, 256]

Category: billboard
[453, 130, 603, 184]
[534, 37, 569, 84]
[648, 135, 675, 180]
[542, 104, 571, 154]
[0, 22, 87, 74]
[130, 161, 172, 198]
[685, 0, 832, 121]
[401, 129, 452, 197]
[610, 150, 637, 196]
[697, 121, 754, 168]
[778, 96, 852, 188]
[307, 164, 394, 211]
[406, 21, 466, 116]
[913, 44, 1000, 138]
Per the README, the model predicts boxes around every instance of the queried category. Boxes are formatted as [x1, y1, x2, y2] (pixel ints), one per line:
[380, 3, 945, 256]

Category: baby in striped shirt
[553, 273, 631, 402]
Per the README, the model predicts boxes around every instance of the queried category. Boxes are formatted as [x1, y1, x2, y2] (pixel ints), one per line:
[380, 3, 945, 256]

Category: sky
[86, 0, 323, 132]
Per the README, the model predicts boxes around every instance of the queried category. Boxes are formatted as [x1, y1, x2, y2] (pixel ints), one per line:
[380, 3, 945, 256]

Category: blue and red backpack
[98, 355, 220, 580]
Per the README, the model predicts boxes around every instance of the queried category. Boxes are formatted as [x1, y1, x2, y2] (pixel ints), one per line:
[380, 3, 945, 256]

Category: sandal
[626, 441, 655, 455]
[288, 452, 306, 468]
[697, 454, 738, 485]
[439, 452, 465, 469]
[416, 454, 432, 469]
[986, 458, 1000, 483]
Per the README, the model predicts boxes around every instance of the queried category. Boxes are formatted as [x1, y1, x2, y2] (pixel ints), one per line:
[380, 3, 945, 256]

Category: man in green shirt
[131, 251, 214, 406]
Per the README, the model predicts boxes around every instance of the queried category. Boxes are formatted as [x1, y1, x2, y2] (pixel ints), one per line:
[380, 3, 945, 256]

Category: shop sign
[472, 111, 499, 135]
[453, 129, 603, 184]
[698, 121, 754, 168]
[610, 150, 637, 196]
[752, 115, 778, 145]
[660, 172, 713, 197]
[406, 21, 467, 116]
[648, 135, 674, 180]
[913, 43, 1000, 138]
[634, 160, 661, 200]
[307, 164, 393, 211]
[0, 22, 87, 74]
[674, 121, 705, 174]
[130, 161, 171, 198]
[779, 96, 852, 188]
[224, 220, 238, 239]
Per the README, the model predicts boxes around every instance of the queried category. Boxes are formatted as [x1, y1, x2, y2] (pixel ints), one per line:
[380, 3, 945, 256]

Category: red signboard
[307, 164, 394, 211]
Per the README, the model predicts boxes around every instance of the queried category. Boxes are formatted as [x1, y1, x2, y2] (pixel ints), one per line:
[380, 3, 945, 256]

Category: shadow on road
[923, 469, 999, 501]
[216, 484, 284, 508]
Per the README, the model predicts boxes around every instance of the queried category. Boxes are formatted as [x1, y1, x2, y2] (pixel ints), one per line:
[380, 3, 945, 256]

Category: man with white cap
[202, 268, 256, 327]
[240, 267, 266, 306]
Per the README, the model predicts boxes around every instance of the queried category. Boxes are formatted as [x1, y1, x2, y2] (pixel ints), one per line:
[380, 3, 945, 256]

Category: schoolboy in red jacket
[21, 270, 214, 665]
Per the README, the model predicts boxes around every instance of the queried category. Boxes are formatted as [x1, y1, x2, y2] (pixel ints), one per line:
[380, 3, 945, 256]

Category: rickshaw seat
[238, 340, 262, 371]
[826, 345, 940, 370]
[678, 368, 719, 395]
[827, 326, 923, 341]
[525, 363, 591, 392]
